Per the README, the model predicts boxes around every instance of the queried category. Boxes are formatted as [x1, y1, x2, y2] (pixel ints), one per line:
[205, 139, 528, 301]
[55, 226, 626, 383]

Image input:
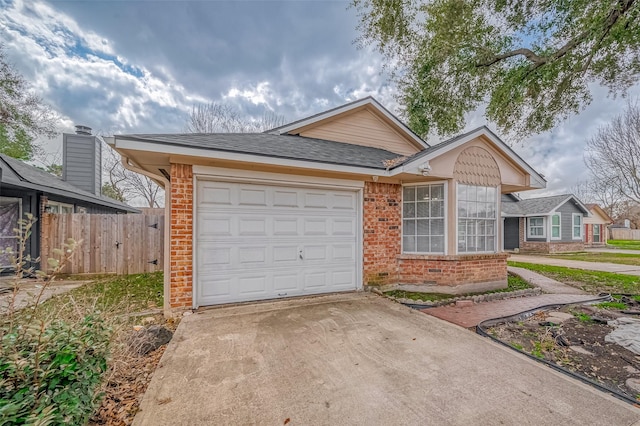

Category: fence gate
[40, 213, 164, 275]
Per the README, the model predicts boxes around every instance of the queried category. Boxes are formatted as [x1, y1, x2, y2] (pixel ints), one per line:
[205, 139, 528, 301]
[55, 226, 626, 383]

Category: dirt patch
[485, 302, 640, 402]
[90, 315, 179, 426]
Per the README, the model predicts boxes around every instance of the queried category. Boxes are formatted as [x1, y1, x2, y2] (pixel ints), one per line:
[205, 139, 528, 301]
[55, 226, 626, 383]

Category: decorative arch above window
[453, 146, 501, 187]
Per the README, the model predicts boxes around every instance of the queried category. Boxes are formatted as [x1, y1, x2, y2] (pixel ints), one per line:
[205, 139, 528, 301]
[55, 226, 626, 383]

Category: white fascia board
[114, 137, 391, 178]
[272, 98, 429, 150]
[394, 127, 547, 189]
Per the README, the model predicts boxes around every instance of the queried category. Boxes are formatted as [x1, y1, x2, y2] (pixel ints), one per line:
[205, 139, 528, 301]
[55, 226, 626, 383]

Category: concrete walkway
[422, 267, 599, 328]
[510, 254, 640, 276]
[586, 247, 640, 255]
[0, 279, 86, 315]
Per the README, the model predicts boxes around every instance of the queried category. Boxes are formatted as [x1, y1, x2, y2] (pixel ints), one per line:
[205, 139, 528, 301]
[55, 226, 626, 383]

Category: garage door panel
[239, 188, 267, 206]
[196, 180, 359, 306]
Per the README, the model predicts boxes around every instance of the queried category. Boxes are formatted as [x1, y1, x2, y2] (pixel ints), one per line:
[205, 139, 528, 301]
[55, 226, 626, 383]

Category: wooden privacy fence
[41, 213, 164, 275]
[610, 228, 640, 241]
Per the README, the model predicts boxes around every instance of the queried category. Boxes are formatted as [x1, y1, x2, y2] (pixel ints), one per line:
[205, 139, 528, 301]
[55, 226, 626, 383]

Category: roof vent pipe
[75, 125, 92, 135]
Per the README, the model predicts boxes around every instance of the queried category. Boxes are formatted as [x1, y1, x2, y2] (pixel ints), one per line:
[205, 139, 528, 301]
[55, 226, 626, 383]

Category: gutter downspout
[120, 156, 172, 317]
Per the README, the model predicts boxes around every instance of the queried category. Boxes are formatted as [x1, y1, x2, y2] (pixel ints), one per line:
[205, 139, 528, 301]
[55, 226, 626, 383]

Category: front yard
[548, 251, 640, 266]
[608, 240, 640, 250]
[1, 272, 173, 425]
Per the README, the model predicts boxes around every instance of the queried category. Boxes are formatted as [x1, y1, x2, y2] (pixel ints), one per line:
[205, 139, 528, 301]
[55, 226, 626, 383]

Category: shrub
[0, 315, 110, 425]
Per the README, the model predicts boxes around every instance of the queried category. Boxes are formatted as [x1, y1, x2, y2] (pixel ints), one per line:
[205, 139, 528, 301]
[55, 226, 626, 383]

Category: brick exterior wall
[363, 182, 401, 285]
[363, 182, 509, 289]
[520, 241, 584, 253]
[169, 164, 194, 309]
[397, 253, 509, 286]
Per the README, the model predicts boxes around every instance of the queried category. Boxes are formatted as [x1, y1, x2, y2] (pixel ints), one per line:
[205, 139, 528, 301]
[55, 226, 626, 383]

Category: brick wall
[169, 163, 193, 309]
[363, 182, 401, 285]
[397, 253, 509, 286]
[520, 241, 584, 253]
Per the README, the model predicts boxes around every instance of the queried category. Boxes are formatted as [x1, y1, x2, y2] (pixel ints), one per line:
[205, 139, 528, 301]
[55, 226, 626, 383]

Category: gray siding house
[502, 193, 590, 253]
[0, 129, 137, 270]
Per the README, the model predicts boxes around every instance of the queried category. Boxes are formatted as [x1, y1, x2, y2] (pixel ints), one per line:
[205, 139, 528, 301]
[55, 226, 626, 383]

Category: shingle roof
[502, 194, 587, 216]
[120, 133, 405, 169]
[0, 154, 137, 212]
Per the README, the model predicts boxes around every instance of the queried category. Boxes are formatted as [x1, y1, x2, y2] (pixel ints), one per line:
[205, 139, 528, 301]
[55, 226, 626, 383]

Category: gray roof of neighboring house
[119, 133, 405, 169]
[501, 194, 589, 216]
[0, 154, 138, 212]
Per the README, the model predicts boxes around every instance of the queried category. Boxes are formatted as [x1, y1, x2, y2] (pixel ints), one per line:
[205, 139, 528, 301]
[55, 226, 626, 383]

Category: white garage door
[195, 180, 359, 306]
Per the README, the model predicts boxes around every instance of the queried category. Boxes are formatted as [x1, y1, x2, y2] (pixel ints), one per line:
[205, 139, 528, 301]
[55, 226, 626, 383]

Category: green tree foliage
[101, 182, 128, 203]
[352, 0, 640, 137]
[0, 44, 57, 160]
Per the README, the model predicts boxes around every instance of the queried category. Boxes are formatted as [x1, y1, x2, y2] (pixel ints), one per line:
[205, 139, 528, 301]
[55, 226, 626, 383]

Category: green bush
[0, 315, 110, 425]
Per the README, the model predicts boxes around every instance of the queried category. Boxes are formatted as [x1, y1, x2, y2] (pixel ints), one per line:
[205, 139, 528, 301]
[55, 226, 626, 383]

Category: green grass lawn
[608, 240, 640, 250]
[508, 261, 640, 294]
[548, 251, 640, 266]
[385, 274, 532, 301]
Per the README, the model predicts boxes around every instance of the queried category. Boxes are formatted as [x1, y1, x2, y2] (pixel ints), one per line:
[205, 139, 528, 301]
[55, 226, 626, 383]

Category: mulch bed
[485, 302, 640, 402]
[90, 315, 180, 425]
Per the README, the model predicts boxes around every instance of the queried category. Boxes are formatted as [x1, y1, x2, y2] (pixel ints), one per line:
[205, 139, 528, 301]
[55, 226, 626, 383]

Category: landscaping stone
[546, 312, 574, 323]
[569, 346, 595, 356]
[626, 378, 640, 393]
[128, 325, 173, 356]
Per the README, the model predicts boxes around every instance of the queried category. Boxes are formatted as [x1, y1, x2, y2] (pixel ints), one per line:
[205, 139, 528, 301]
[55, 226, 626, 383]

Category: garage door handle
[299, 250, 304, 260]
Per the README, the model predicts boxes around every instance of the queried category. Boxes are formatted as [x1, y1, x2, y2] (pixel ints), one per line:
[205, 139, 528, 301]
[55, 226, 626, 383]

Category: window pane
[431, 236, 444, 252]
[403, 203, 415, 218]
[458, 185, 467, 201]
[431, 185, 444, 200]
[417, 202, 429, 217]
[431, 219, 444, 235]
[403, 219, 416, 236]
[417, 219, 429, 235]
[458, 201, 467, 217]
[574, 227, 580, 237]
[403, 236, 416, 252]
[467, 236, 475, 251]
[477, 203, 487, 218]
[431, 201, 444, 217]
[574, 215, 581, 225]
[486, 186, 496, 200]
[403, 187, 415, 202]
[467, 185, 477, 202]
[552, 227, 560, 238]
[477, 186, 487, 202]
[487, 203, 495, 218]
[552, 215, 560, 225]
[477, 236, 486, 251]
[458, 220, 466, 237]
[468, 202, 477, 218]
[417, 186, 430, 201]
[487, 236, 495, 251]
[485, 221, 494, 235]
[417, 236, 430, 252]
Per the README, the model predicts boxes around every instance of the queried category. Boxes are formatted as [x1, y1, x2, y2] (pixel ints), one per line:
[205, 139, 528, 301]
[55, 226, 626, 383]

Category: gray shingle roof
[502, 194, 587, 216]
[120, 133, 405, 169]
[0, 154, 137, 212]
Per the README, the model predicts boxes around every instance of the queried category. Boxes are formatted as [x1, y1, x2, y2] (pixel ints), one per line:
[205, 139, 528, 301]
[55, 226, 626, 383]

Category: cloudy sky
[1, 0, 638, 200]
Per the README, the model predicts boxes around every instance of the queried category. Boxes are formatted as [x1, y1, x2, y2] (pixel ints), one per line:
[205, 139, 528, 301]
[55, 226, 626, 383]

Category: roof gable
[586, 204, 613, 223]
[502, 194, 590, 217]
[269, 97, 428, 155]
[396, 126, 546, 190]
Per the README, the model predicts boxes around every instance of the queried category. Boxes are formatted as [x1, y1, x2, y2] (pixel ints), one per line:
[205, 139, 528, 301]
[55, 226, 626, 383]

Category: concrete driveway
[134, 293, 640, 425]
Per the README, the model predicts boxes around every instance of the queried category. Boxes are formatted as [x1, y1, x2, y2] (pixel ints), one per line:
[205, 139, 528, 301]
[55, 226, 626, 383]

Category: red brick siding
[520, 241, 584, 253]
[169, 164, 193, 308]
[398, 253, 509, 286]
[363, 182, 401, 285]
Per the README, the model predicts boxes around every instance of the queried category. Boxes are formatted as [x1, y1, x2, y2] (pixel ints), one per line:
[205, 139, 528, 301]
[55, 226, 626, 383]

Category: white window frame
[572, 213, 583, 240]
[593, 224, 601, 243]
[0, 197, 22, 268]
[527, 217, 546, 239]
[550, 213, 561, 240]
[456, 183, 498, 254]
[401, 181, 448, 255]
[46, 201, 74, 214]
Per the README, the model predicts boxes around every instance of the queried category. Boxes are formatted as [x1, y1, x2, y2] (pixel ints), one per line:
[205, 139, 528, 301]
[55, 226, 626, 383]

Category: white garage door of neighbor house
[195, 180, 359, 306]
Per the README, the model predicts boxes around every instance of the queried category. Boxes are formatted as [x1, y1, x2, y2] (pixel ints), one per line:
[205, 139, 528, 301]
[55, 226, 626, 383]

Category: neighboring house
[584, 204, 613, 246]
[501, 193, 590, 253]
[107, 96, 547, 314]
[0, 128, 137, 270]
